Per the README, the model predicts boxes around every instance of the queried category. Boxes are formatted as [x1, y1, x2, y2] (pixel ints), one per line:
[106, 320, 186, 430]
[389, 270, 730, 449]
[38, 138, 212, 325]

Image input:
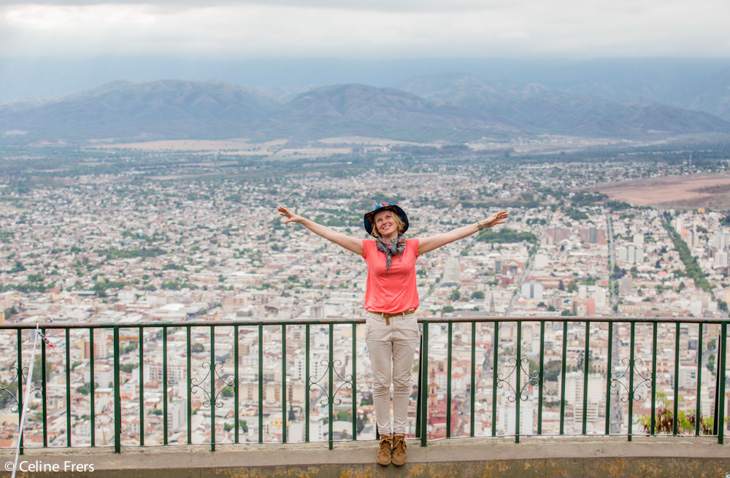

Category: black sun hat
[363, 202, 409, 237]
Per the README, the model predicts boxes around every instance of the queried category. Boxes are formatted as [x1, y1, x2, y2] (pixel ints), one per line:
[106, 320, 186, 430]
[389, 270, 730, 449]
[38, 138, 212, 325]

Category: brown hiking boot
[376, 434, 393, 466]
[392, 434, 407, 466]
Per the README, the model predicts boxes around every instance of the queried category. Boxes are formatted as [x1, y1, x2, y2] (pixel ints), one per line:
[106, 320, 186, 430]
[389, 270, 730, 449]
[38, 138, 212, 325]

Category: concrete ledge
[1, 437, 728, 478]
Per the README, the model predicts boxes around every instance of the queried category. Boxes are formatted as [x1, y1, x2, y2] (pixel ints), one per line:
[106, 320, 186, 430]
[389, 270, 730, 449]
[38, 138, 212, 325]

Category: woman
[278, 203, 508, 466]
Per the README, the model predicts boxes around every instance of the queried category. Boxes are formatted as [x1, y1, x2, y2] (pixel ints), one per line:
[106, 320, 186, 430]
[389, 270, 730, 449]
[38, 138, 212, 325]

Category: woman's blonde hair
[371, 210, 406, 238]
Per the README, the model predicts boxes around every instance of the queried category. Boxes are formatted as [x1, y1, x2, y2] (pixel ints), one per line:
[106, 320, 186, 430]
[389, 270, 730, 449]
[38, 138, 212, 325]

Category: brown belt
[371, 308, 415, 325]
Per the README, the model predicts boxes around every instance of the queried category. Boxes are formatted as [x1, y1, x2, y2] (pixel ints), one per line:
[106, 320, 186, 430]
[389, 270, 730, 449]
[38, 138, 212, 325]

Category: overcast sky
[1, 0, 729, 102]
[2, 0, 729, 59]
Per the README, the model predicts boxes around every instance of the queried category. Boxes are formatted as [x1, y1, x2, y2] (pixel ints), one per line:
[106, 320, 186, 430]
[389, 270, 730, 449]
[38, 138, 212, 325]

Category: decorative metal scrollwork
[610, 357, 652, 403]
[0, 364, 42, 413]
[496, 357, 540, 402]
[308, 359, 353, 406]
[190, 362, 235, 409]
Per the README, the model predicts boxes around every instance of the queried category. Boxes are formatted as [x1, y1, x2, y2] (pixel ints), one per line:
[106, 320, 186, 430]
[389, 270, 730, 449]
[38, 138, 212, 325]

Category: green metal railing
[0, 316, 727, 454]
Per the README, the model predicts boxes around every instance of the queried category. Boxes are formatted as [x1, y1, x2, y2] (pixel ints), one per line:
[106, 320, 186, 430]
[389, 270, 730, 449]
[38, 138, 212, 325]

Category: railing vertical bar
[89, 329, 95, 448]
[305, 324, 310, 443]
[282, 324, 287, 444]
[582, 322, 590, 436]
[328, 323, 334, 450]
[113, 327, 121, 453]
[415, 331, 422, 440]
[139, 327, 144, 447]
[163, 326, 168, 445]
[492, 321, 498, 438]
[258, 323, 263, 444]
[560, 321, 568, 436]
[16, 329, 23, 454]
[234, 325, 240, 444]
[673, 322, 680, 436]
[717, 322, 726, 445]
[470, 321, 476, 438]
[41, 326, 48, 448]
[420, 322, 429, 447]
[695, 323, 703, 437]
[351, 323, 357, 441]
[515, 321, 522, 443]
[210, 325, 216, 451]
[651, 322, 657, 436]
[186, 326, 191, 446]
[538, 321, 545, 436]
[605, 322, 613, 436]
[65, 328, 71, 447]
[628, 322, 636, 442]
[446, 321, 453, 439]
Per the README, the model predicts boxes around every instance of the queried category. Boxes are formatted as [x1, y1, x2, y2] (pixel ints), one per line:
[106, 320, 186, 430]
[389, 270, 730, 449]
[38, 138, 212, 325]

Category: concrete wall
[1, 437, 728, 478]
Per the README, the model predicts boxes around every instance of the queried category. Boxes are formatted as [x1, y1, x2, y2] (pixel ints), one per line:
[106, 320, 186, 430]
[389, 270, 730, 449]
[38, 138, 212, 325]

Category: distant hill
[1, 76, 729, 144]
[397, 73, 730, 138]
[247, 83, 517, 142]
[0, 79, 280, 142]
[516, 58, 730, 122]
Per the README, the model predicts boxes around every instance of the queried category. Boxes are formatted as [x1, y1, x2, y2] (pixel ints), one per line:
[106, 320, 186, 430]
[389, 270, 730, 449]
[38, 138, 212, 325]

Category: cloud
[1, 0, 729, 59]
[0, 0, 517, 13]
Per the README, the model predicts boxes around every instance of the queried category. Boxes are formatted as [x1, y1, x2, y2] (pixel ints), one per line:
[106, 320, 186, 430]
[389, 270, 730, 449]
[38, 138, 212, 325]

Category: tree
[449, 289, 461, 301]
[0, 381, 18, 409]
[121, 363, 137, 373]
[476, 228, 538, 245]
[33, 356, 51, 383]
[567, 280, 578, 293]
[471, 291, 485, 300]
[544, 362, 562, 381]
[638, 393, 712, 435]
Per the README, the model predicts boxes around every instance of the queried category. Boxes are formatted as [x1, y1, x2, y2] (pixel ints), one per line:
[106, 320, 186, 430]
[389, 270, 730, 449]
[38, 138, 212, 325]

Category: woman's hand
[278, 206, 304, 224]
[480, 211, 509, 229]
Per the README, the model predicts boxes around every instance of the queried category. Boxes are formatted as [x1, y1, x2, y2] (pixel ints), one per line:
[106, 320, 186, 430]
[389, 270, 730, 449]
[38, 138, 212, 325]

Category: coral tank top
[362, 238, 419, 314]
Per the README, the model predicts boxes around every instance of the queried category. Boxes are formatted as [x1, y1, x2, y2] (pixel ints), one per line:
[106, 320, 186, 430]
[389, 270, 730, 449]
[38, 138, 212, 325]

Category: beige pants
[365, 310, 420, 435]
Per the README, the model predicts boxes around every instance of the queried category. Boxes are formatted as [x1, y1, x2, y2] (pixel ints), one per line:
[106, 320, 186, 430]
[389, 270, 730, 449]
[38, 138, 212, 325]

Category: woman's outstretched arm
[278, 206, 364, 256]
[418, 211, 508, 255]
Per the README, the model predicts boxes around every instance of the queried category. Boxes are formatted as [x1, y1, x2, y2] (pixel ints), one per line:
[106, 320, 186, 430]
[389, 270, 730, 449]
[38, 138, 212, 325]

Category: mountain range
[2, 70, 730, 144]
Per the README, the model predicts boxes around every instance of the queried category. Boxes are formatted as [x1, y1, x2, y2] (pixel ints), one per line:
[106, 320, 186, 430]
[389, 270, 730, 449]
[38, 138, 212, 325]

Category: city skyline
[0, 157, 727, 448]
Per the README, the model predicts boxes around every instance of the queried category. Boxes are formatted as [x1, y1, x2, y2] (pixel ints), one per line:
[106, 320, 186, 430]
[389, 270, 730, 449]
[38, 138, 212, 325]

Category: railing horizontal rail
[0, 315, 725, 330]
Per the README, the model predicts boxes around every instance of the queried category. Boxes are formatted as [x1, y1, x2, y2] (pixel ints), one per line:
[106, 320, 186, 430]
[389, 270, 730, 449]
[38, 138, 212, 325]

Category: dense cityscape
[0, 154, 727, 448]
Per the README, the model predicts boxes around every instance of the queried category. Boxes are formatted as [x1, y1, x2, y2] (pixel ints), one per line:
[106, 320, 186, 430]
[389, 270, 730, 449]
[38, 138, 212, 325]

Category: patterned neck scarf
[376, 235, 406, 275]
